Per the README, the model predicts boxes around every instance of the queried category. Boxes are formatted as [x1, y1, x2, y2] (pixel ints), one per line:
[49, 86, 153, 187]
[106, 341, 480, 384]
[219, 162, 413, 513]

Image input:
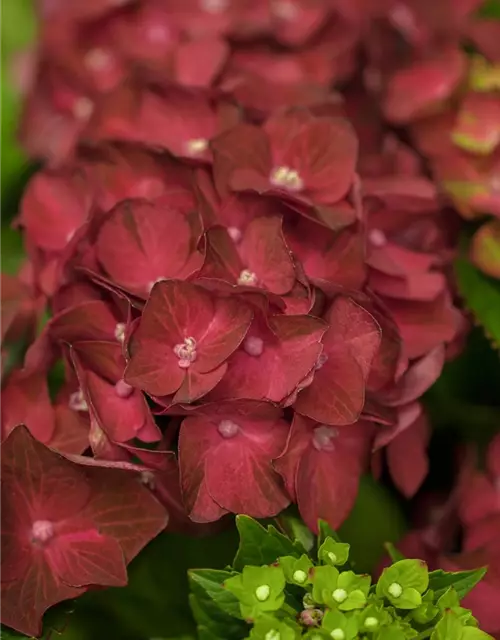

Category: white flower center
[369, 228, 387, 247]
[115, 322, 126, 343]
[265, 631, 281, 640]
[243, 336, 264, 357]
[255, 584, 271, 601]
[312, 425, 338, 451]
[270, 166, 304, 192]
[227, 226, 242, 243]
[364, 617, 379, 629]
[69, 389, 88, 412]
[31, 520, 54, 544]
[327, 551, 337, 563]
[237, 269, 258, 286]
[115, 379, 134, 398]
[185, 138, 209, 156]
[330, 629, 345, 640]
[173, 336, 197, 368]
[293, 569, 307, 583]
[388, 582, 403, 598]
[332, 588, 348, 603]
[217, 420, 240, 438]
[140, 471, 156, 489]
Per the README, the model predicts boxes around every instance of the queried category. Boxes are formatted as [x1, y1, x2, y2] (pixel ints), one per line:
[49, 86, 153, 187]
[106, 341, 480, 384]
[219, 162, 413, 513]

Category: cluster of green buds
[188, 517, 491, 640]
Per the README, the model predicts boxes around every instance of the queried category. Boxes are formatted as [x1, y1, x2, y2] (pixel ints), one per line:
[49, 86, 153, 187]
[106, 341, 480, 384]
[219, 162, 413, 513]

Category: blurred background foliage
[1, 1, 500, 639]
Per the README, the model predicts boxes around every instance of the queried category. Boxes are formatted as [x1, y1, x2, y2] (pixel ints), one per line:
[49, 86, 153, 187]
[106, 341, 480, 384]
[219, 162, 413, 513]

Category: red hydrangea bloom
[125, 280, 253, 402]
[1, 426, 167, 636]
[4, 0, 481, 630]
[178, 401, 290, 522]
[211, 110, 359, 228]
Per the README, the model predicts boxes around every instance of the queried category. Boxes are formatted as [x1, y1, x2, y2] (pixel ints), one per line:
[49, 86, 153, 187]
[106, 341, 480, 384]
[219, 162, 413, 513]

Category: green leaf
[428, 567, 487, 600]
[189, 569, 242, 619]
[432, 610, 467, 640]
[317, 520, 343, 547]
[188, 587, 248, 640]
[1, 0, 36, 197]
[276, 511, 314, 553]
[384, 543, 405, 563]
[478, 0, 500, 18]
[233, 516, 300, 572]
[455, 255, 500, 349]
[1, 225, 25, 275]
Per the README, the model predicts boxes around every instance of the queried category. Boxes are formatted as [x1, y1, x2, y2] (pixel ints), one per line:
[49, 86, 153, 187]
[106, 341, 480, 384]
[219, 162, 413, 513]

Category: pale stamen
[237, 269, 258, 286]
[69, 389, 88, 412]
[185, 138, 209, 157]
[312, 425, 338, 451]
[369, 228, 387, 247]
[243, 336, 264, 357]
[218, 420, 240, 438]
[270, 166, 304, 192]
[199, 0, 229, 14]
[84, 48, 112, 71]
[227, 226, 242, 243]
[271, 0, 299, 20]
[173, 336, 197, 368]
[115, 322, 126, 344]
[115, 379, 134, 398]
[31, 520, 54, 545]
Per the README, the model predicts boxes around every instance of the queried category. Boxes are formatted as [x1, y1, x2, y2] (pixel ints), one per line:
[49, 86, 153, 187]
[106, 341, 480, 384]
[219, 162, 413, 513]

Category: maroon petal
[179, 410, 289, 521]
[211, 123, 272, 197]
[239, 216, 296, 295]
[376, 346, 445, 407]
[294, 350, 365, 425]
[211, 314, 327, 403]
[82, 468, 167, 562]
[1, 370, 55, 444]
[387, 412, 430, 497]
[0, 557, 84, 637]
[96, 200, 198, 296]
[46, 522, 127, 587]
[20, 169, 91, 252]
[275, 415, 371, 532]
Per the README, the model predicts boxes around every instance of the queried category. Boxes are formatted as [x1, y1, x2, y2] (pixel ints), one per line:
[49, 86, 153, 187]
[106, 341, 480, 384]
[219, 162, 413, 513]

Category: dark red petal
[240, 216, 296, 295]
[46, 522, 127, 587]
[0, 557, 84, 637]
[83, 468, 167, 562]
[96, 200, 196, 296]
[294, 349, 365, 425]
[211, 123, 271, 197]
[387, 413, 429, 497]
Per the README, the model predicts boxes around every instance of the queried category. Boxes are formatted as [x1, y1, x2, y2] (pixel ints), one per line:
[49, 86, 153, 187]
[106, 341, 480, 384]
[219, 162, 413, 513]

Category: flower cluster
[189, 516, 491, 639]
[3, 0, 499, 635]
